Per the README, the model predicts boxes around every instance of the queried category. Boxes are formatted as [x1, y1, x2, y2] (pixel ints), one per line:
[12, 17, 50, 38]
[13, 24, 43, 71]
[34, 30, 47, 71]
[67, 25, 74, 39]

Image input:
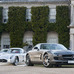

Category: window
[40, 44, 67, 50]
[3, 45, 10, 49]
[3, 38, 10, 49]
[11, 49, 20, 53]
[1, 33, 10, 49]
[47, 32, 58, 43]
[23, 31, 33, 45]
[26, 8, 31, 22]
[34, 47, 38, 49]
[49, 8, 56, 23]
[3, 8, 8, 23]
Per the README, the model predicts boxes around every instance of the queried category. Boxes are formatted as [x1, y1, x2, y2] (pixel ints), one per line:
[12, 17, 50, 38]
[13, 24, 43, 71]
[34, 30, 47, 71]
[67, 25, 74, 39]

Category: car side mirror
[34, 47, 39, 51]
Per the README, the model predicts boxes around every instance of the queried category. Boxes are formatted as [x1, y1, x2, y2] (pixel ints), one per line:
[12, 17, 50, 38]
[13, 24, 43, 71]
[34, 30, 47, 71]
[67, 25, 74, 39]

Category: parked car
[0, 48, 26, 66]
[26, 43, 74, 67]
[0, 49, 9, 53]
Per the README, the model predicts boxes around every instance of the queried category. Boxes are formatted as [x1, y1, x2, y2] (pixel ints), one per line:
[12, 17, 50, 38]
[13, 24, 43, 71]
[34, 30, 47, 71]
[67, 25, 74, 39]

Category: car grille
[62, 55, 74, 60]
[0, 59, 7, 62]
[54, 55, 74, 60]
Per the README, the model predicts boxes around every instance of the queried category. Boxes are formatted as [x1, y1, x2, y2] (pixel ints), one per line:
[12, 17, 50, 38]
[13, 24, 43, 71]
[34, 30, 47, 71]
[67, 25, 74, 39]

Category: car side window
[40, 44, 47, 49]
[40, 44, 49, 49]
[34, 47, 38, 50]
[11, 49, 21, 53]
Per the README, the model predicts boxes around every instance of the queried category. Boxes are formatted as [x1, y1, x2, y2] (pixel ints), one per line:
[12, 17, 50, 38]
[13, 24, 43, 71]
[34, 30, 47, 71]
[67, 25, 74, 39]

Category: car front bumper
[51, 60, 74, 65]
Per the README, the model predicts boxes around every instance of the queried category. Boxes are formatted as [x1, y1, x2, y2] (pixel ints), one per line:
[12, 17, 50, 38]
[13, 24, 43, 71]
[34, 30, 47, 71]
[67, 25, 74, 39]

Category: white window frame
[3, 8, 8, 23]
[26, 8, 31, 22]
[49, 8, 56, 23]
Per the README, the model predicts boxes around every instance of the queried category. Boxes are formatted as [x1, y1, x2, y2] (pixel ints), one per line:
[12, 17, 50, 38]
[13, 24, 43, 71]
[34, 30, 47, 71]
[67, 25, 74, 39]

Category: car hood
[50, 50, 74, 55]
[0, 53, 15, 59]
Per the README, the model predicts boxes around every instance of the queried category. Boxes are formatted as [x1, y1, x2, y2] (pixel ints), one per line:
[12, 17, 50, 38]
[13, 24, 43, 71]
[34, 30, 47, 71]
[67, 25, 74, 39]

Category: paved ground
[0, 64, 74, 74]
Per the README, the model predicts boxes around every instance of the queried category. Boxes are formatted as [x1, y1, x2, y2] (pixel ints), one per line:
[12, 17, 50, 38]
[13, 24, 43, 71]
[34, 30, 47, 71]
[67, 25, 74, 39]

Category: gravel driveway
[0, 64, 74, 74]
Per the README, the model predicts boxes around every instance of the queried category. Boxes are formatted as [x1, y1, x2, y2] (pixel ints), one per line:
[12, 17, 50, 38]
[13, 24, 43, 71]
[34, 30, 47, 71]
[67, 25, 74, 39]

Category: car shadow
[52, 65, 74, 68]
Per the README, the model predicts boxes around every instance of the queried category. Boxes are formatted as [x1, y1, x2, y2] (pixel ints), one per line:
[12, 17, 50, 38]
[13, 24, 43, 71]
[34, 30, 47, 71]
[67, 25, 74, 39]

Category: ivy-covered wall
[0, 6, 70, 48]
[56, 6, 70, 47]
[0, 7, 3, 25]
[31, 6, 49, 45]
[31, 6, 70, 47]
[0, 7, 4, 38]
[47, 6, 70, 47]
[7, 7, 26, 47]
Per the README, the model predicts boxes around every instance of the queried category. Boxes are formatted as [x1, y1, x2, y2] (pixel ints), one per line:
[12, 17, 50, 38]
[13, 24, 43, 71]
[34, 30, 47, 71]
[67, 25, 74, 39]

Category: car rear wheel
[43, 54, 52, 68]
[26, 54, 34, 66]
[13, 57, 19, 66]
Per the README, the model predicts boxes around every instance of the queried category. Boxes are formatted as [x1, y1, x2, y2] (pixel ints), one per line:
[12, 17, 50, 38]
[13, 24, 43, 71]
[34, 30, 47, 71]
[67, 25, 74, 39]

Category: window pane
[3, 8, 8, 23]
[23, 31, 33, 45]
[50, 15, 56, 19]
[50, 8, 56, 15]
[49, 19, 56, 23]
[49, 8, 56, 23]
[47, 32, 58, 43]
[26, 8, 31, 21]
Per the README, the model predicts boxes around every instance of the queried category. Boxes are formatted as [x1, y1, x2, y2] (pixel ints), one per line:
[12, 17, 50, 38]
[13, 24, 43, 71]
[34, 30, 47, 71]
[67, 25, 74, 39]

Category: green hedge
[7, 7, 26, 47]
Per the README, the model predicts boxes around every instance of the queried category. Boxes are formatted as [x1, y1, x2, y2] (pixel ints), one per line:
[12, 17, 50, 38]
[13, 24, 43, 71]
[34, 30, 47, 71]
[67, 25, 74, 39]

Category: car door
[16, 49, 24, 62]
[18, 53, 24, 62]
[29, 47, 43, 62]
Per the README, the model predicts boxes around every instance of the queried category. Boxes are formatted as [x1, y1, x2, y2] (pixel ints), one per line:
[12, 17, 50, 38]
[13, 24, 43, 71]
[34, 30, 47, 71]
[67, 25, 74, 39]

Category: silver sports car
[26, 43, 74, 67]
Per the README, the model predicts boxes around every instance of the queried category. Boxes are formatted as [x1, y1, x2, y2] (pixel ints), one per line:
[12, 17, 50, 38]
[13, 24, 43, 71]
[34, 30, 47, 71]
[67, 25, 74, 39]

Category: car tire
[26, 54, 34, 66]
[13, 57, 19, 66]
[43, 54, 52, 68]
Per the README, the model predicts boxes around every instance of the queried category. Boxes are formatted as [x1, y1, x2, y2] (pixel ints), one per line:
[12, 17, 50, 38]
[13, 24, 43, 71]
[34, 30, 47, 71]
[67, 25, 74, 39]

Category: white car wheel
[13, 57, 19, 66]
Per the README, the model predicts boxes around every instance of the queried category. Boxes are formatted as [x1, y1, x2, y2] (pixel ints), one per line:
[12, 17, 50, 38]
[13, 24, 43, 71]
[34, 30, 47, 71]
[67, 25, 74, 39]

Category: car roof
[9, 48, 25, 52]
[10, 48, 23, 49]
[38, 43, 60, 45]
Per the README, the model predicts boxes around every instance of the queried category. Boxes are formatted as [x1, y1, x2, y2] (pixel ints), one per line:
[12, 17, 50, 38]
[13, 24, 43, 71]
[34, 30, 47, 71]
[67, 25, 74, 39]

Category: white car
[0, 48, 26, 66]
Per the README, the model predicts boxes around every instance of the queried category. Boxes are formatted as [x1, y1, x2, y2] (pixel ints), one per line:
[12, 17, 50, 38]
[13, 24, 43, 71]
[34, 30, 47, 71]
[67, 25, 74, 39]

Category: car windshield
[8, 49, 20, 53]
[40, 44, 67, 50]
[0, 49, 8, 52]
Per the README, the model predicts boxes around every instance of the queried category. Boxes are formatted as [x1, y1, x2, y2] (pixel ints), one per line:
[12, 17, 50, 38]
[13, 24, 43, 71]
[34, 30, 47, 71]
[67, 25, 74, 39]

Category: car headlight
[10, 55, 14, 59]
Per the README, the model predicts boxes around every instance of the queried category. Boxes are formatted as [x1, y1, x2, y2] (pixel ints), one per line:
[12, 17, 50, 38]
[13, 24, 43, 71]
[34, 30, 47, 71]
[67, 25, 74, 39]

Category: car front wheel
[13, 57, 19, 66]
[43, 54, 52, 68]
[26, 54, 34, 66]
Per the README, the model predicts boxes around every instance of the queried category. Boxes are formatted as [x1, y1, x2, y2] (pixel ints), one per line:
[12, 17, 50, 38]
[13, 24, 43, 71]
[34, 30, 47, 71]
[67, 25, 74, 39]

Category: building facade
[0, 0, 71, 50]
